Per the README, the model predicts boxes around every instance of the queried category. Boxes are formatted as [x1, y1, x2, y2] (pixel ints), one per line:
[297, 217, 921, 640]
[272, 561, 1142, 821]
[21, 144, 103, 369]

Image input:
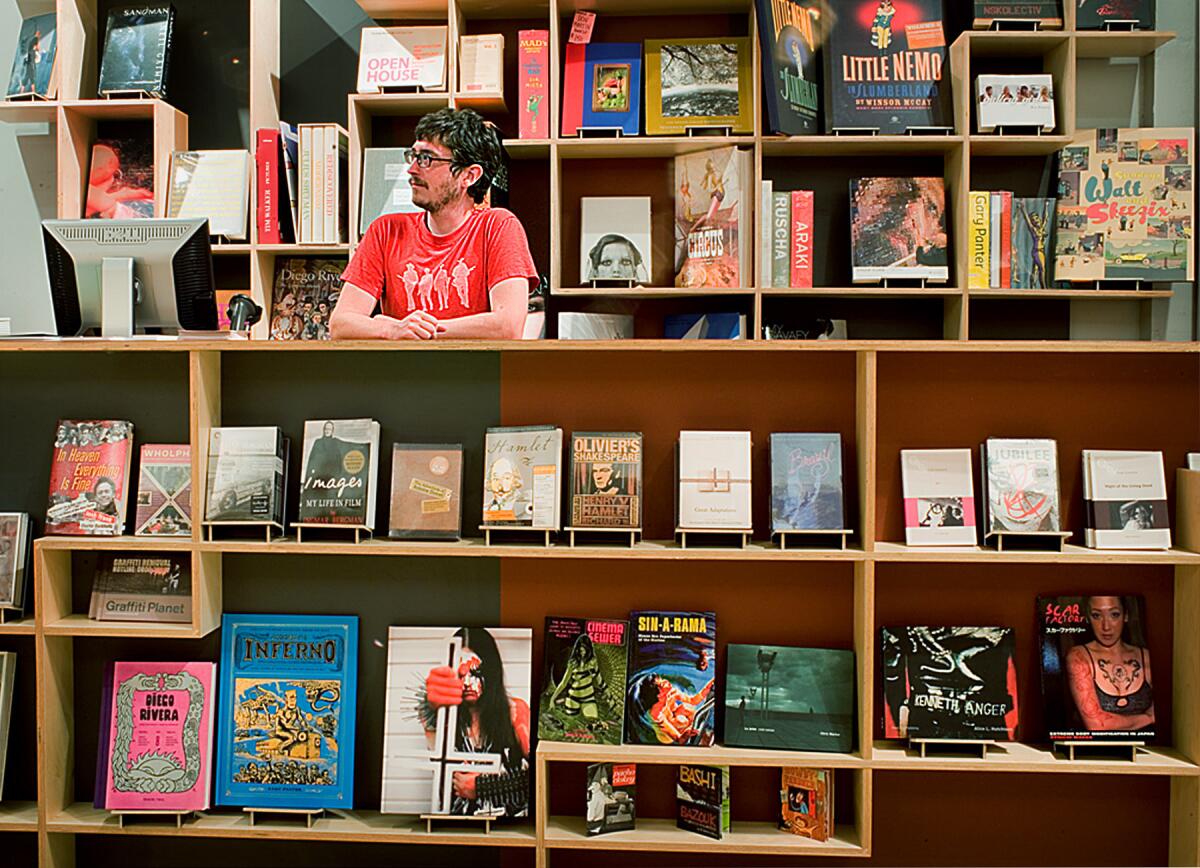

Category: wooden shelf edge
[872, 542, 1200, 565]
[0, 618, 36, 635]
[543, 816, 865, 855]
[41, 615, 201, 638]
[0, 801, 39, 831]
[35, 536, 194, 552]
[870, 741, 1200, 775]
[538, 740, 865, 767]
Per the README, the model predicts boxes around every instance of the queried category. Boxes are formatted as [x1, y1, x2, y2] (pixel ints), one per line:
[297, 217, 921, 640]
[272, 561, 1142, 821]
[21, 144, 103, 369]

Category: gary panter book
[626, 611, 716, 746]
[569, 432, 642, 529]
[538, 617, 628, 745]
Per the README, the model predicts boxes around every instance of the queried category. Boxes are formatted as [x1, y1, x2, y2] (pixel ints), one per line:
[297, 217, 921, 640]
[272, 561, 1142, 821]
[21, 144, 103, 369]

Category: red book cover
[789, 190, 814, 288]
[561, 42, 585, 137]
[256, 128, 281, 244]
[999, 191, 1012, 288]
[46, 420, 134, 536]
[518, 30, 549, 139]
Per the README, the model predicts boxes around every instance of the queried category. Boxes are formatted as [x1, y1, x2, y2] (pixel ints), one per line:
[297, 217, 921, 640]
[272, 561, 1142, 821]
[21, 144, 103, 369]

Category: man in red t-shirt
[332, 109, 537, 340]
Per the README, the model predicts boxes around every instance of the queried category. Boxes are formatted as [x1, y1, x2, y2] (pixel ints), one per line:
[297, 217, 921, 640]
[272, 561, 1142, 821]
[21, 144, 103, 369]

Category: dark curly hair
[414, 108, 503, 204]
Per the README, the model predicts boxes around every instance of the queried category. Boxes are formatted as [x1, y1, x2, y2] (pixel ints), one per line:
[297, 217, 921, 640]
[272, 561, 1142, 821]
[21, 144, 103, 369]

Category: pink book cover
[518, 30, 549, 139]
[561, 42, 585, 136]
[790, 190, 814, 288]
[104, 661, 216, 811]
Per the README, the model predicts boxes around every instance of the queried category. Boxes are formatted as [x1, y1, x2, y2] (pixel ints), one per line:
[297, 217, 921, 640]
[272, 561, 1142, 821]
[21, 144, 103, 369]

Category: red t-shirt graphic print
[341, 208, 537, 321]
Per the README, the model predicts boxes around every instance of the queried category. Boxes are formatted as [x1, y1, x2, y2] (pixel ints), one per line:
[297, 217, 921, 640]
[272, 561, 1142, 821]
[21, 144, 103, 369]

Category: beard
[415, 179, 460, 214]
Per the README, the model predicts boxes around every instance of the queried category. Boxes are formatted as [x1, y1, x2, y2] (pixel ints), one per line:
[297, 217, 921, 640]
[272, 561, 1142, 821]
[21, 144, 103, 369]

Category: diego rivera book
[1037, 595, 1155, 741]
[389, 443, 463, 540]
[381, 626, 533, 817]
[674, 146, 753, 288]
[587, 762, 636, 835]
[677, 430, 753, 530]
[538, 617, 628, 745]
[973, 1, 1063, 28]
[1076, 0, 1154, 29]
[86, 138, 155, 219]
[204, 427, 288, 526]
[134, 444, 191, 536]
[770, 433, 845, 532]
[780, 767, 833, 841]
[676, 764, 730, 839]
[850, 177, 949, 282]
[569, 432, 642, 529]
[269, 257, 345, 341]
[298, 419, 381, 528]
[482, 425, 563, 529]
[88, 554, 190, 623]
[982, 438, 1061, 535]
[754, 0, 823, 135]
[881, 626, 1018, 740]
[1083, 450, 1170, 549]
[46, 420, 134, 536]
[6, 11, 58, 99]
[0, 513, 31, 611]
[626, 611, 716, 746]
[97, 5, 174, 98]
[644, 37, 753, 136]
[216, 614, 358, 809]
[900, 448, 976, 545]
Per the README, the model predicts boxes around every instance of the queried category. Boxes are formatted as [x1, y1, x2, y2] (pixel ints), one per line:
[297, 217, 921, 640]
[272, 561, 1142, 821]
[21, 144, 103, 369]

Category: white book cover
[360, 148, 420, 235]
[165, 150, 252, 239]
[983, 438, 1061, 534]
[976, 74, 1055, 133]
[1187, 453, 1200, 471]
[558, 312, 634, 340]
[0, 652, 13, 796]
[677, 430, 752, 530]
[459, 34, 503, 93]
[760, 179, 772, 288]
[1085, 450, 1171, 549]
[357, 26, 447, 93]
[901, 448, 977, 546]
[298, 418, 381, 528]
[580, 197, 651, 284]
[205, 427, 284, 523]
[482, 426, 563, 529]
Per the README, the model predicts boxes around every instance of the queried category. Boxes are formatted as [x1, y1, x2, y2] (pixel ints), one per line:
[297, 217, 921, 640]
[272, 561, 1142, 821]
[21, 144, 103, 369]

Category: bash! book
[900, 448, 976, 545]
[569, 432, 642, 530]
[89, 554, 190, 623]
[674, 146, 753, 288]
[770, 433, 845, 532]
[1037, 595, 1155, 741]
[134, 444, 191, 537]
[538, 617, 628, 745]
[298, 419, 380, 528]
[626, 611, 716, 746]
[644, 37, 753, 136]
[204, 427, 287, 525]
[881, 626, 1018, 740]
[46, 420, 134, 536]
[561, 42, 642, 137]
[850, 177, 949, 282]
[217, 614, 358, 809]
[6, 12, 58, 99]
[587, 762, 635, 835]
[482, 425, 563, 529]
[780, 767, 832, 841]
[973, 2, 1063, 28]
[388, 443, 463, 540]
[676, 764, 730, 839]
[97, 5, 174, 98]
[982, 438, 1061, 535]
[755, 0, 823, 135]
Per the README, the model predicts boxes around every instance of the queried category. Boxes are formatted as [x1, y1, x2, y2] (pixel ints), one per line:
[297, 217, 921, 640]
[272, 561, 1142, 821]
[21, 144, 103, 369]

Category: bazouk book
[538, 617, 628, 745]
[769, 433, 844, 532]
[482, 425, 563, 530]
[46, 419, 134, 536]
[298, 419, 380, 528]
[881, 626, 1018, 741]
[97, 5, 174, 98]
[850, 177, 949, 282]
[587, 762, 636, 835]
[216, 614, 358, 809]
[134, 444, 191, 536]
[569, 432, 642, 529]
[982, 438, 1061, 534]
[676, 764, 730, 839]
[6, 12, 57, 99]
[204, 427, 288, 525]
[626, 611, 716, 746]
[754, 0, 823, 135]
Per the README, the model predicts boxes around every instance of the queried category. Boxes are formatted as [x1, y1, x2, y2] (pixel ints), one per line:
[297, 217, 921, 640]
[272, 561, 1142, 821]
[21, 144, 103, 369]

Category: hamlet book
[46, 420, 134, 536]
[626, 611, 716, 746]
[6, 12, 58, 99]
[900, 448, 976, 545]
[678, 431, 752, 530]
[97, 5, 173, 98]
[676, 764, 730, 839]
[388, 443, 463, 540]
[569, 432, 642, 529]
[134, 444, 191, 536]
[89, 554, 190, 623]
[204, 427, 287, 525]
[850, 177, 948, 283]
[770, 433, 844, 532]
[482, 425, 563, 530]
[356, 26, 447, 93]
[982, 438, 1061, 535]
[644, 37, 753, 136]
[587, 762, 636, 834]
[538, 617, 628, 745]
[298, 419, 380, 528]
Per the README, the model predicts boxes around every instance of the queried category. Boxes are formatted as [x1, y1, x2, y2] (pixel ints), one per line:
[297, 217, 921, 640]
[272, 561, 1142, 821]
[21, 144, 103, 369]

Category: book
[1076, 0, 1154, 29]
[677, 431, 752, 529]
[1010, 197, 1054, 289]
[298, 123, 320, 242]
[973, 1, 1063, 28]
[101, 661, 215, 811]
[86, 137, 155, 219]
[279, 121, 300, 240]
[268, 257, 345, 341]
[1189, 453, 1200, 471]
[569, 432, 642, 529]
[561, 42, 642, 137]
[762, 317, 847, 340]
[664, 313, 746, 339]
[626, 611, 716, 746]
[298, 419, 380, 528]
[538, 617, 629, 744]
[0, 513, 30, 611]
[359, 148, 420, 236]
[849, 177, 949, 283]
[881, 626, 1018, 740]
[356, 26, 447, 93]
[166, 150, 253, 240]
[6, 11, 58, 99]
[204, 427, 287, 525]
[587, 762, 636, 834]
[216, 614, 358, 809]
[772, 191, 791, 288]
[724, 645, 854, 752]
[754, 0, 822, 135]
[517, 30, 550, 139]
[46, 419, 134, 536]
[381, 626, 532, 816]
[676, 764, 729, 838]
[823, 0, 951, 134]
[322, 124, 349, 244]
[388, 443, 463, 540]
[459, 33, 503, 93]
[1083, 450, 1170, 549]
[674, 146, 753, 288]
[89, 554, 190, 623]
[580, 197, 652, 284]
[761, 179, 773, 287]
[982, 438, 1060, 534]
[769, 433, 844, 532]
[97, 4, 173, 98]
[557, 312, 634, 340]
[644, 37, 753, 136]
[780, 767, 833, 840]
[900, 448, 977, 545]
[968, 191, 990, 288]
[482, 425, 563, 529]
[1054, 128, 1193, 283]
[256, 128, 282, 244]
[976, 74, 1055, 133]
[790, 190, 814, 288]
[990, 192, 1002, 286]
[998, 190, 1012, 288]
[1037, 595, 1155, 741]
[0, 653, 12, 797]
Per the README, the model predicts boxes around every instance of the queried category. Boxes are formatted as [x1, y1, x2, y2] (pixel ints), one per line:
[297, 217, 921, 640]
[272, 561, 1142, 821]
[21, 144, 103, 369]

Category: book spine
[324, 125, 336, 244]
[968, 190, 990, 289]
[517, 30, 549, 139]
[279, 123, 299, 242]
[336, 128, 348, 243]
[999, 191, 1012, 289]
[256, 128, 281, 245]
[561, 43, 585, 136]
[989, 192, 1000, 288]
[311, 125, 325, 243]
[299, 126, 311, 243]
[789, 190, 813, 289]
[760, 180, 772, 288]
[771, 192, 789, 289]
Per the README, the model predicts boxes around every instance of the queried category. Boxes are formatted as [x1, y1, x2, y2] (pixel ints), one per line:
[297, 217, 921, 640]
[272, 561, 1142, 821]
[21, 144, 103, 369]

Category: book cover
[204, 427, 287, 525]
[1076, 0, 1154, 29]
[86, 138, 154, 219]
[562, 42, 642, 137]
[580, 197, 652, 284]
[0, 653, 12, 797]
[780, 767, 832, 840]
[569, 432, 642, 529]
[999, 191, 1012, 287]
[538, 617, 628, 744]
[1037, 595, 1155, 741]
[676, 764, 729, 838]
[968, 190, 990, 288]
[388, 443, 463, 540]
[97, 5, 173, 98]
[587, 762, 636, 834]
[89, 554, 190, 623]
[482, 425, 563, 529]
[674, 146, 751, 288]
[517, 30, 550, 139]
[754, 0, 823, 135]
[217, 614, 358, 809]
[459, 33, 503, 92]
[678, 431, 752, 529]
[983, 438, 1060, 534]
[268, 258, 345, 341]
[1010, 197, 1054, 289]
[0, 513, 30, 610]
[725, 645, 854, 752]
[1054, 128, 1193, 283]
[626, 611, 716, 746]
[769, 433, 844, 532]
[6, 12, 57, 99]
[772, 191, 791, 288]
[664, 312, 746, 339]
[357, 26, 447, 93]
[103, 661, 215, 811]
[1083, 450, 1170, 549]
[901, 448, 976, 545]
[166, 150, 253, 240]
[256, 128, 281, 244]
[644, 37, 753, 136]
[381, 626, 532, 816]
[849, 177, 948, 282]
[976, 74, 1055, 133]
[557, 312, 635, 340]
[46, 420, 134, 536]
[881, 626, 1019, 740]
[761, 179, 773, 287]
[790, 190, 814, 288]
[298, 419, 380, 527]
[279, 121, 300, 241]
[973, 1, 1063, 28]
[990, 192, 1002, 286]
[822, 0, 951, 134]
[360, 148, 420, 236]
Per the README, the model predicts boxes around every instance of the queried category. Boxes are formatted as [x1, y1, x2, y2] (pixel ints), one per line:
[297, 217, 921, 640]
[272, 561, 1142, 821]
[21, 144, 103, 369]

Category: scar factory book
[538, 617, 628, 745]
[625, 611, 716, 746]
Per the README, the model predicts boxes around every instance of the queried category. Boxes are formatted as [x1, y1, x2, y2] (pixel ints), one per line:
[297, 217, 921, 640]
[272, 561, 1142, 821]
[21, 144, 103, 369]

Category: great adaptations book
[850, 177, 949, 282]
[134, 444, 191, 536]
[204, 427, 288, 525]
[677, 431, 752, 530]
[1076, 0, 1154, 29]
[982, 438, 1061, 535]
[97, 4, 174, 98]
[676, 764, 730, 839]
[482, 425, 563, 529]
[900, 448, 977, 545]
[975, 74, 1055, 133]
[569, 432, 642, 530]
[644, 37, 753, 136]
[359, 148, 421, 236]
[1010, 197, 1056, 289]
[674, 146, 753, 288]
[216, 614, 358, 809]
[780, 767, 832, 841]
[626, 611, 716, 746]
[724, 645, 854, 752]
[881, 626, 1019, 740]
[580, 197, 652, 284]
[1037, 595, 1155, 741]
[381, 626, 533, 817]
[973, 1, 1063, 28]
[538, 617, 628, 745]
[356, 25, 447, 93]
[297, 419, 380, 528]
[6, 12, 58, 99]
[1083, 450, 1171, 549]
[388, 443, 463, 540]
[46, 420, 134, 536]
[587, 762, 636, 835]
[770, 433, 845, 532]
[754, 0, 823, 135]
[0, 513, 31, 611]
[89, 554, 191, 623]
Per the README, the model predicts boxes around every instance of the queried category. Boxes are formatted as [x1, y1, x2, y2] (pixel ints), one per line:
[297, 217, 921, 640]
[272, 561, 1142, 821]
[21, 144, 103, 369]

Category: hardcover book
[459, 33, 503, 92]
[674, 146, 753, 288]
[6, 12, 58, 99]
[587, 762, 636, 834]
[664, 312, 746, 339]
[790, 190, 814, 288]
[0, 653, 12, 796]
[754, 0, 823, 135]
[968, 190, 990, 288]
[772, 191, 791, 287]
[102, 661, 215, 811]
[388, 443, 463, 540]
[1037, 595, 1155, 741]
[89, 554, 190, 623]
[881, 626, 1019, 740]
[561, 42, 642, 137]
[676, 764, 730, 839]
[166, 150, 253, 240]
[216, 614, 358, 809]
[538, 617, 628, 744]
[850, 177, 949, 282]
[268, 258, 345, 341]
[482, 425, 563, 529]
[900, 448, 976, 545]
[97, 5, 173, 98]
[976, 74, 1055, 133]
[724, 645, 854, 752]
[580, 197, 652, 284]
[298, 419, 380, 528]
[780, 767, 832, 840]
[1010, 197, 1055, 289]
[204, 427, 287, 525]
[626, 611, 716, 746]
[557, 312, 635, 340]
[0, 513, 31, 611]
[46, 419, 134, 536]
[360, 148, 420, 236]
[256, 127, 284, 244]
[381, 626, 532, 816]
[86, 138, 155, 219]
[1076, 0, 1154, 29]
[677, 431, 752, 530]
[134, 444, 191, 536]
[356, 26, 447, 93]
[769, 433, 844, 532]
[644, 37, 753, 136]
[517, 30, 550, 139]
[1083, 450, 1171, 549]
[982, 438, 1060, 534]
[569, 432, 642, 529]
[973, 1, 1063, 28]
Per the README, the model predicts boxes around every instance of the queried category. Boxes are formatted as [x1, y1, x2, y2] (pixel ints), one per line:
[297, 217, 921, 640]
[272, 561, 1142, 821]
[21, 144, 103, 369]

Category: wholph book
[587, 762, 635, 835]
[644, 37, 753, 136]
[538, 617, 628, 745]
[86, 138, 155, 219]
[204, 427, 288, 525]
[569, 432, 642, 529]
[6, 12, 58, 99]
[900, 448, 977, 545]
[297, 419, 380, 528]
[754, 0, 822, 135]
[46, 420, 134, 536]
[216, 614, 358, 809]
[134, 444, 191, 536]
[850, 177, 949, 282]
[482, 425, 563, 529]
[676, 764, 730, 839]
[561, 42, 642, 137]
[388, 443, 463, 540]
[97, 4, 174, 98]
[1076, 0, 1154, 29]
[626, 611, 716, 746]
[89, 554, 190, 623]
[674, 146, 753, 288]
[780, 767, 832, 841]
[1083, 450, 1170, 549]
[0, 513, 31, 611]
[973, 1, 1063, 28]
[678, 431, 752, 530]
[982, 438, 1061, 535]
[269, 258, 345, 341]
[770, 433, 844, 532]
[881, 626, 1019, 740]
[356, 26, 447, 93]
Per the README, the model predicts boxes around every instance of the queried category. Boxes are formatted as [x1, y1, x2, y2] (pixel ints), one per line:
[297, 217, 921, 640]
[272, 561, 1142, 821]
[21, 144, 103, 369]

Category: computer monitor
[41, 217, 218, 336]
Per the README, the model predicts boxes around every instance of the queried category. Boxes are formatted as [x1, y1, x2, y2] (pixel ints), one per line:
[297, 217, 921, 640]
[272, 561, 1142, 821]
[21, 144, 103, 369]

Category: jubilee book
[982, 438, 1061, 535]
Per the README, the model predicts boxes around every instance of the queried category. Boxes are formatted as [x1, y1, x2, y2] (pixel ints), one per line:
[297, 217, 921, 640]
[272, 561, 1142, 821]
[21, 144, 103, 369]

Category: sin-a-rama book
[769, 433, 845, 532]
[754, 0, 824, 135]
[46, 419, 134, 536]
[538, 617, 628, 745]
[388, 443, 463, 540]
[134, 444, 191, 536]
[849, 177, 949, 282]
[674, 146, 753, 288]
[88, 553, 191, 623]
[625, 611, 716, 746]
[97, 5, 174, 98]
[569, 432, 642, 530]
[297, 419, 380, 528]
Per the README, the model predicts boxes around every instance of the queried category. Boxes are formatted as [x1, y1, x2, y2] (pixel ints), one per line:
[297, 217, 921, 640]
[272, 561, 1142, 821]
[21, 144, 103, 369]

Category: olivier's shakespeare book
[538, 617, 628, 745]
[134, 444, 191, 536]
[482, 425, 563, 530]
[754, 0, 823, 135]
[626, 611, 716, 746]
[97, 4, 174, 98]
[676, 764, 730, 839]
[388, 443, 463, 540]
[780, 767, 833, 841]
[674, 146, 753, 288]
[204, 427, 288, 525]
[850, 177, 949, 282]
[46, 420, 134, 536]
[769, 433, 844, 532]
[982, 438, 1061, 535]
[587, 762, 636, 835]
[569, 432, 642, 529]
[900, 448, 976, 545]
[298, 419, 380, 528]
[89, 554, 190, 623]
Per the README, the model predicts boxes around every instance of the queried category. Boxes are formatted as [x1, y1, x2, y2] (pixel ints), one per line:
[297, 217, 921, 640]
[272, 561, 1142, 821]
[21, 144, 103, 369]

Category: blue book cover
[625, 611, 716, 746]
[1010, 198, 1054, 289]
[582, 43, 642, 135]
[770, 433, 844, 532]
[216, 614, 359, 809]
[663, 312, 744, 339]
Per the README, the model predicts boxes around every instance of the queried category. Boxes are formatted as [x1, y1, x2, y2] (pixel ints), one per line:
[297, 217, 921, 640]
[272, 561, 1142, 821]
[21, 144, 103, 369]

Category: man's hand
[425, 665, 463, 708]
[381, 310, 440, 340]
[452, 771, 478, 800]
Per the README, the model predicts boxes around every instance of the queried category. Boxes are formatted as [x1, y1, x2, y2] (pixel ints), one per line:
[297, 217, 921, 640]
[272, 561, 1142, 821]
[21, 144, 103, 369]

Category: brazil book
[538, 617, 628, 745]
[769, 433, 844, 532]
[626, 611, 716, 746]
[569, 432, 642, 529]
[46, 419, 134, 536]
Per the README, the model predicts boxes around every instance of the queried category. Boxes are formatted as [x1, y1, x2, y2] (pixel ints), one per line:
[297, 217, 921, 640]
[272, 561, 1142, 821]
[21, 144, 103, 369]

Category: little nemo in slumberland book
[626, 611, 716, 746]
[538, 617, 628, 745]
[46, 419, 134, 536]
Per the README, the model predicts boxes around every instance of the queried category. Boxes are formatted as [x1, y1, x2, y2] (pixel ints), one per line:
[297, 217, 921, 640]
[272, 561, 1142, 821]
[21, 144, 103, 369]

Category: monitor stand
[100, 257, 136, 337]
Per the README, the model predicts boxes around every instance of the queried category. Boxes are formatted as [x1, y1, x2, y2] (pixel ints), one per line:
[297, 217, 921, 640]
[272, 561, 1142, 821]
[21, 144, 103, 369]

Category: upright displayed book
[664, 312, 746, 339]
[1054, 128, 1193, 283]
[356, 26, 447, 93]
[558, 312, 635, 340]
[0, 653, 12, 795]
[676, 764, 730, 839]
[381, 626, 532, 817]
[780, 767, 833, 841]
[482, 425, 563, 529]
[388, 443, 463, 540]
[88, 554, 190, 623]
[754, 0, 822, 135]
[134, 444, 191, 536]
[973, 1, 1063, 28]
[538, 617, 628, 744]
[517, 30, 550, 139]
[1037, 595, 1155, 741]
[216, 614, 358, 809]
[6, 12, 58, 99]
[850, 177, 949, 282]
[568, 432, 642, 530]
[561, 42, 642, 137]
[1076, 0, 1154, 29]
[268, 258, 345, 341]
[724, 645, 854, 752]
[97, 4, 174, 98]
[0, 513, 31, 613]
[166, 150, 253, 240]
[881, 626, 1019, 740]
[626, 611, 716, 746]
[975, 74, 1055, 133]
[674, 146, 753, 288]
[204, 427, 288, 526]
[297, 419, 380, 528]
[644, 37, 753, 136]
[580, 197, 652, 284]
[1010, 197, 1055, 289]
[587, 762, 635, 835]
[677, 431, 752, 530]
[982, 438, 1061, 535]
[900, 448, 976, 545]
[46, 419, 134, 536]
[459, 34, 503, 93]
[359, 148, 420, 235]
[86, 138, 155, 219]
[1083, 450, 1170, 549]
[769, 433, 845, 532]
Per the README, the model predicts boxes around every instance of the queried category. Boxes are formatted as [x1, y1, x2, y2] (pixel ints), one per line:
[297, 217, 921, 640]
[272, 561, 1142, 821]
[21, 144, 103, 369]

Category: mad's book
[625, 611, 716, 746]
[538, 617, 628, 745]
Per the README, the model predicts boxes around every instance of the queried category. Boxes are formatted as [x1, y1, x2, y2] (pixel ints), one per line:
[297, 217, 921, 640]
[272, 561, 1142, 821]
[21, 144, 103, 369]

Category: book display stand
[575, 126, 624, 137]
[683, 124, 732, 137]
[988, 125, 1049, 136]
[480, 525, 554, 547]
[563, 526, 640, 547]
[292, 523, 373, 544]
[909, 738, 995, 760]
[244, 807, 324, 828]
[988, 20, 1048, 32]
[985, 530, 1071, 552]
[1053, 741, 1144, 762]
[202, 520, 286, 543]
[420, 812, 502, 835]
[112, 810, 195, 829]
[773, 529, 852, 551]
[0, 605, 25, 624]
[675, 527, 752, 549]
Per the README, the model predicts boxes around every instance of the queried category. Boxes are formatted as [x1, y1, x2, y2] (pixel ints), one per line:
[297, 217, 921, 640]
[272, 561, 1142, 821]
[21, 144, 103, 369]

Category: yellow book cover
[968, 190, 990, 289]
[644, 37, 752, 136]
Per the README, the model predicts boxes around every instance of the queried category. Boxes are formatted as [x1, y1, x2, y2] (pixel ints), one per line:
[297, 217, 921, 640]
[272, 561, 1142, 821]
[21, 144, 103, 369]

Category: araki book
[587, 762, 636, 835]
[297, 418, 380, 528]
[626, 611, 716, 746]
[569, 432, 642, 529]
[388, 443, 463, 540]
[46, 419, 134, 536]
[134, 443, 191, 536]
[538, 617, 628, 745]
[482, 425, 563, 529]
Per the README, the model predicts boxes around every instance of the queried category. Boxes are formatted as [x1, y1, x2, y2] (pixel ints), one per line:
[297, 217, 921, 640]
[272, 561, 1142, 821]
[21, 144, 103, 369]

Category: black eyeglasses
[404, 148, 456, 169]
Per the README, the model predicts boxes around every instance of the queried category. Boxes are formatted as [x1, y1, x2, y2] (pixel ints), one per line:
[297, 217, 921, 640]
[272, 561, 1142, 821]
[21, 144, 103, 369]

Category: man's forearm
[330, 311, 401, 340]
[437, 309, 527, 339]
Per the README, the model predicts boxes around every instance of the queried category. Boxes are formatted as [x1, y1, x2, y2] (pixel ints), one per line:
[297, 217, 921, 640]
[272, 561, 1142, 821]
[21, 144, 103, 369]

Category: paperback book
[97, 4, 173, 98]
[587, 762, 636, 834]
[900, 448, 976, 545]
[754, 0, 822, 135]
[88, 554, 190, 623]
[626, 611, 716, 746]
[134, 443, 191, 536]
[6, 12, 58, 99]
[769, 433, 844, 532]
[0, 513, 31, 611]
[356, 26, 447, 93]
[850, 177, 948, 282]
[676, 764, 730, 839]
[973, 1, 1063, 28]
[644, 37, 753, 136]
[558, 312, 634, 340]
[459, 34, 503, 93]
[166, 150, 253, 240]
[580, 197, 651, 284]
[1010, 197, 1055, 289]
[677, 431, 752, 529]
[538, 617, 628, 744]
[982, 438, 1060, 534]
[674, 146, 753, 288]
[46, 420, 134, 536]
[517, 30, 550, 139]
[268, 258, 345, 341]
[388, 443, 463, 540]
[561, 42, 642, 137]
[663, 313, 746, 339]
[569, 432, 642, 530]
[86, 138, 154, 219]
[482, 425, 563, 529]
[975, 74, 1055, 133]
[204, 427, 288, 525]
[780, 767, 833, 841]
[1083, 450, 1170, 549]
[359, 148, 420, 236]
[297, 419, 380, 528]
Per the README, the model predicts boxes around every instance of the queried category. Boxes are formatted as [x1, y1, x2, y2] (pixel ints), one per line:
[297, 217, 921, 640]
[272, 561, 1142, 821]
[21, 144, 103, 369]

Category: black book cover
[676, 764, 728, 839]
[97, 5, 175, 98]
[972, 1, 1063, 27]
[755, 0, 824, 135]
[1076, 0, 1154, 29]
